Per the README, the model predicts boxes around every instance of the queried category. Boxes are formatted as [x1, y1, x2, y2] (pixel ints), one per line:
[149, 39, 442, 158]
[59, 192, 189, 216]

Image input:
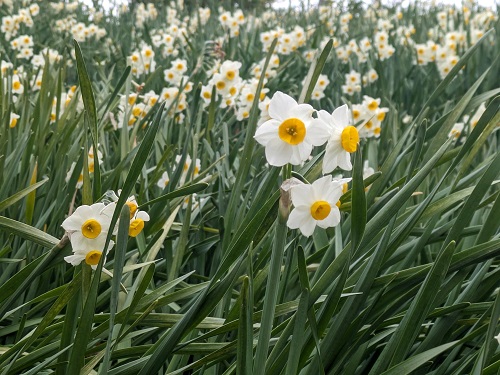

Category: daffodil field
[1, 0, 500, 373]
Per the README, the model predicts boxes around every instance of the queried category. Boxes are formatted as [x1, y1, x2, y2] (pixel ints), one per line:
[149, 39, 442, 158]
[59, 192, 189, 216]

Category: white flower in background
[254, 91, 316, 166]
[308, 104, 359, 174]
[157, 171, 170, 188]
[9, 113, 19, 128]
[449, 122, 464, 139]
[287, 176, 348, 236]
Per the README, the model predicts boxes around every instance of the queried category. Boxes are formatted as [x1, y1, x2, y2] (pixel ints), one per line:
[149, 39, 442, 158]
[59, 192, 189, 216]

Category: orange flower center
[126, 201, 138, 218]
[129, 219, 145, 237]
[85, 250, 102, 266]
[278, 118, 306, 145]
[310, 200, 331, 221]
[341, 126, 359, 153]
[81, 219, 101, 239]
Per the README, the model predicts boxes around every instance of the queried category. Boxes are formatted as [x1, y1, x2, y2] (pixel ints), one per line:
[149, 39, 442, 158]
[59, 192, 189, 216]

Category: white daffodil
[254, 91, 317, 166]
[308, 104, 359, 174]
[64, 236, 114, 270]
[62, 203, 112, 249]
[287, 175, 348, 237]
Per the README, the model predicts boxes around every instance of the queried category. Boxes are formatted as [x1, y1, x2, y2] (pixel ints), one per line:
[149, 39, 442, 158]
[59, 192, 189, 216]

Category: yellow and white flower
[287, 176, 348, 236]
[254, 91, 316, 166]
[62, 203, 112, 248]
[308, 104, 359, 174]
[64, 236, 114, 270]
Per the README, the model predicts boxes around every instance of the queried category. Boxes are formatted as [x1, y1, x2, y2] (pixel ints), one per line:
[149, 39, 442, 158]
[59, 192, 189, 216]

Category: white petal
[331, 104, 350, 127]
[325, 184, 343, 204]
[296, 142, 313, 163]
[136, 211, 150, 221]
[299, 217, 317, 237]
[268, 92, 297, 121]
[290, 103, 314, 122]
[287, 206, 310, 229]
[322, 145, 340, 174]
[61, 205, 93, 231]
[317, 110, 333, 126]
[312, 175, 333, 199]
[64, 254, 86, 266]
[265, 138, 292, 166]
[317, 207, 340, 228]
[307, 119, 332, 146]
[291, 184, 314, 207]
[337, 151, 353, 171]
[254, 119, 280, 146]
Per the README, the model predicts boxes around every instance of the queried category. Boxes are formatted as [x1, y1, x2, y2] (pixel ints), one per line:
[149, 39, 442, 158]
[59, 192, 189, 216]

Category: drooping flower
[287, 175, 348, 236]
[254, 91, 316, 166]
[9, 113, 19, 128]
[64, 236, 114, 270]
[129, 210, 150, 237]
[308, 104, 359, 174]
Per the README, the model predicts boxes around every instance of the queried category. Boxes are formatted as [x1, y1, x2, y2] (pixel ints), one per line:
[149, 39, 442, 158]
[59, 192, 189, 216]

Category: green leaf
[298, 39, 333, 104]
[101, 205, 130, 374]
[237, 276, 253, 375]
[380, 341, 459, 375]
[74, 39, 101, 200]
[369, 241, 456, 374]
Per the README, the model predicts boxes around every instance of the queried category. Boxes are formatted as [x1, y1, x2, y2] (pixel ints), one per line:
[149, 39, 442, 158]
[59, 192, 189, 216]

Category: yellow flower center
[126, 201, 138, 218]
[310, 200, 331, 221]
[129, 219, 145, 237]
[377, 112, 386, 121]
[278, 118, 306, 145]
[216, 81, 226, 90]
[10, 118, 18, 128]
[226, 71, 235, 80]
[13, 81, 21, 90]
[85, 250, 102, 266]
[341, 126, 359, 153]
[367, 101, 378, 111]
[81, 219, 101, 239]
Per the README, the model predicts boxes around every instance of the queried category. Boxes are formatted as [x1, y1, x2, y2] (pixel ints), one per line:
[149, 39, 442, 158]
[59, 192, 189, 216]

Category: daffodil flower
[287, 176, 349, 236]
[62, 203, 112, 249]
[254, 91, 318, 166]
[129, 211, 150, 237]
[64, 236, 115, 270]
[308, 104, 359, 174]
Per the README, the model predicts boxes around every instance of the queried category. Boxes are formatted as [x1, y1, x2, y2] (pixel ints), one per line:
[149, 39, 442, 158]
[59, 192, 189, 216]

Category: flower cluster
[65, 146, 102, 189]
[128, 45, 156, 77]
[157, 154, 201, 189]
[260, 26, 307, 55]
[62, 193, 150, 269]
[449, 103, 487, 141]
[218, 9, 245, 38]
[135, 3, 158, 28]
[255, 91, 365, 175]
[1, 4, 37, 41]
[352, 96, 389, 139]
[287, 175, 350, 236]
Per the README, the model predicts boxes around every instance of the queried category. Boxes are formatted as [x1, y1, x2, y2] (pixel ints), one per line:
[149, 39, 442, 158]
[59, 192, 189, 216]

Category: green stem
[81, 263, 92, 307]
[253, 167, 290, 375]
